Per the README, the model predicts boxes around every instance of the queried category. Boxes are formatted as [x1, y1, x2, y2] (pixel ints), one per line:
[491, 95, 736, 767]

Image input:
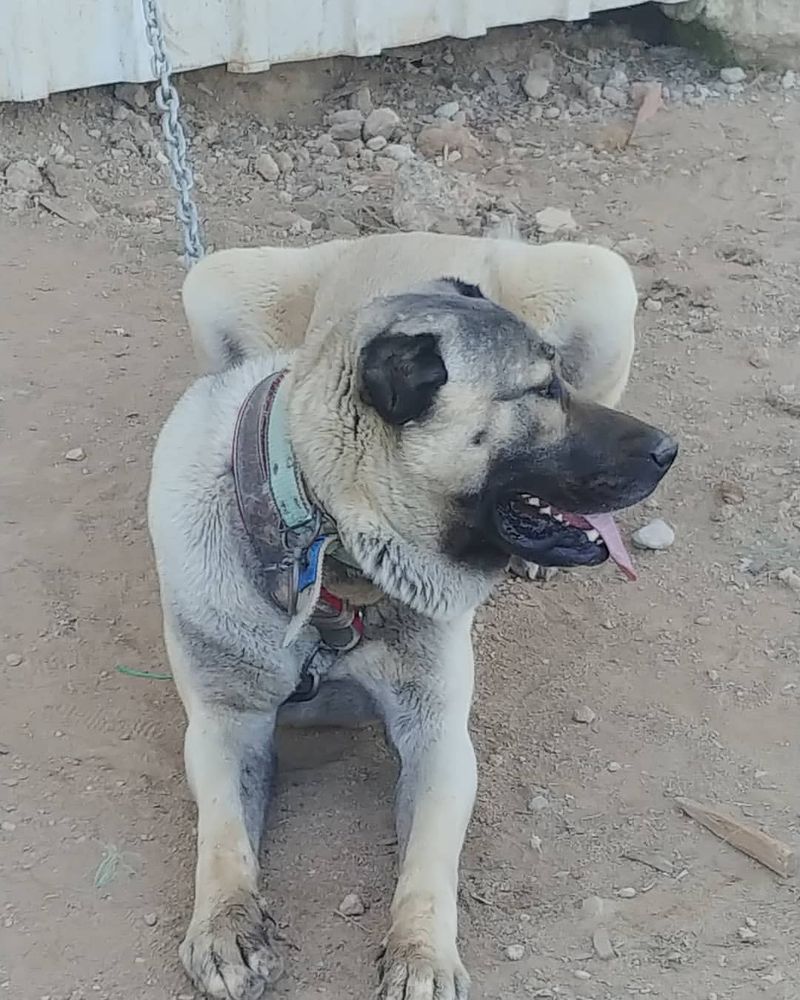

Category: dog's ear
[359, 332, 448, 425]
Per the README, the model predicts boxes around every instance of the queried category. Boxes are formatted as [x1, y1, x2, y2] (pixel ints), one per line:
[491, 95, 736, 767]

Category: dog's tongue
[584, 513, 637, 581]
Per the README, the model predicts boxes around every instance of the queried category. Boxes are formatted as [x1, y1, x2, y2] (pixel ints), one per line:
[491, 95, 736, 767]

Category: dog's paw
[378, 937, 469, 1000]
[508, 556, 559, 583]
[180, 893, 284, 1000]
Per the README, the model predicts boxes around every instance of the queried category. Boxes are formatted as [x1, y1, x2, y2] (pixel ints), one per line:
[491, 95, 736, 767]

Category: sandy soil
[2, 21, 799, 1000]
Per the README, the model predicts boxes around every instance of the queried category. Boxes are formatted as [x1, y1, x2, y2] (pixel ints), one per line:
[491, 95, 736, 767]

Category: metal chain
[140, 0, 205, 267]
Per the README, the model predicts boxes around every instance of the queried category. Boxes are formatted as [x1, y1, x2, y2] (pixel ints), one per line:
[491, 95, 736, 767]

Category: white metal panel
[1, 0, 683, 102]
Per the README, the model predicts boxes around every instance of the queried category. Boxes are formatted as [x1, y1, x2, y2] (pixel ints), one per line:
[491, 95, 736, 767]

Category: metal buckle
[283, 646, 323, 704]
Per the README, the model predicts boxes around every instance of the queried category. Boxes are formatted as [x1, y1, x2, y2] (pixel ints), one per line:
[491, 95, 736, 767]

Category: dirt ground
[2, 19, 800, 1000]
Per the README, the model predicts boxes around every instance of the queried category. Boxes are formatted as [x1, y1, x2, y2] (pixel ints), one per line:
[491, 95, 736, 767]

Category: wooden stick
[675, 796, 796, 878]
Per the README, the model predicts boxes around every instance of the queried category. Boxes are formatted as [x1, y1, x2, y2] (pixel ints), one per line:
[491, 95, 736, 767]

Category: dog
[182, 231, 639, 582]
[148, 237, 677, 1000]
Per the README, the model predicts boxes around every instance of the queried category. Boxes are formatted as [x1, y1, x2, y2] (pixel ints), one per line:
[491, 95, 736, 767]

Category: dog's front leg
[165, 622, 289, 1000]
[371, 617, 477, 1000]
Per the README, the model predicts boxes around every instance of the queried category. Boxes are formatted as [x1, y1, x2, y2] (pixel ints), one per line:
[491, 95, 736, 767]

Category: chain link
[140, 0, 205, 267]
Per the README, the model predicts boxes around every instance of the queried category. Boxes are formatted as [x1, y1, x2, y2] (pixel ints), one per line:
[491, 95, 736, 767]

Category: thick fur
[150, 236, 663, 1000]
[182, 232, 636, 409]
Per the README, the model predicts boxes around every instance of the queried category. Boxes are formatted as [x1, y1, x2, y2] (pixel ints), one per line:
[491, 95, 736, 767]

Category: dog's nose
[650, 434, 678, 469]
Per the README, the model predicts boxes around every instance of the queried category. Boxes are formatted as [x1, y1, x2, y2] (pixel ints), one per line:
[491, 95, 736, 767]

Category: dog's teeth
[553, 513, 564, 523]
[540, 506, 552, 516]
[585, 528, 600, 542]
[530, 497, 541, 507]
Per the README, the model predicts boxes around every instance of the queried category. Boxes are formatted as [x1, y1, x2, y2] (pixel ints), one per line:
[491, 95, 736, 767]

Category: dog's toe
[378, 939, 469, 1000]
[180, 893, 283, 1000]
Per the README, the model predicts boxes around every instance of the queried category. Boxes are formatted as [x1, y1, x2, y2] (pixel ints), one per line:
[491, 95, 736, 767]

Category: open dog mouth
[493, 493, 638, 580]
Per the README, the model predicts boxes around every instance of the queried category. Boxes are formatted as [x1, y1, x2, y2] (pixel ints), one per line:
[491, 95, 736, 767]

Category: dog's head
[354, 280, 677, 578]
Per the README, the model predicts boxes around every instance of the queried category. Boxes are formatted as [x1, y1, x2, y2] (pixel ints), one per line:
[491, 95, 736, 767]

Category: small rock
[5, 654, 23, 667]
[632, 519, 675, 551]
[644, 298, 663, 312]
[603, 84, 628, 107]
[616, 237, 653, 264]
[522, 72, 549, 100]
[592, 927, 615, 960]
[385, 143, 415, 163]
[416, 123, 479, 158]
[581, 895, 609, 920]
[505, 944, 525, 961]
[717, 480, 744, 505]
[40, 196, 99, 226]
[535, 206, 577, 235]
[254, 152, 280, 182]
[326, 214, 360, 237]
[607, 761, 621, 773]
[350, 85, 373, 115]
[574, 970, 592, 981]
[748, 346, 770, 369]
[329, 116, 364, 142]
[365, 135, 387, 151]
[695, 615, 712, 626]
[494, 125, 513, 144]
[527, 794, 549, 812]
[274, 151, 294, 175]
[529, 833, 543, 854]
[363, 107, 400, 141]
[329, 108, 363, 126]
[339, 892, 365, 917]
[317, 139, 340, 159]
[607, 66, 629, 88]
[720, 67, 746, 84]
[143, 912, 158, 927]
[65, 447, 86, 462]
[5, 159, 42, 193]
[434, 101, 460, 119]
[542, 106, 561, 120]
[738, 925, 757, 943]
[617, 887, 637, 899]
[1, 821, 16, 833]
[579, 80, 602, 106]
[572, 705, 596, 725]
[115, 83, 149, 109]
[778, 566, 800, 594]
[781, 70, 796, 90]
[339, 139, 364, 157]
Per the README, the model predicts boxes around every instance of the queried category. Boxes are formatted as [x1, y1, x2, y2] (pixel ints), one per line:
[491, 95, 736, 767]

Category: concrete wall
[664, 0, 800, 68]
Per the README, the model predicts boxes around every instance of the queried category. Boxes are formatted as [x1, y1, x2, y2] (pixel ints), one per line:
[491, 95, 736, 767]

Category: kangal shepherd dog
[148, 231, 677, 999]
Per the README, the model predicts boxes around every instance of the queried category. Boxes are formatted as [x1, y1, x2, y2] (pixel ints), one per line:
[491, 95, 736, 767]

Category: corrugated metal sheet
[1, 0, 683, 103]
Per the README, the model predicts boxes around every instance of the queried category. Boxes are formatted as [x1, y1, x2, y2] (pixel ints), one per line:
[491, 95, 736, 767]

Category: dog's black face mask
[358, 282, 677, 579]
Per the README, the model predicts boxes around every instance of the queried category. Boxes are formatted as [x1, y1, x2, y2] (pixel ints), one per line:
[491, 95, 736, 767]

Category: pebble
[65, 447, 86, 462]
[114, 83, 149, 109]
[572, 705, 596, 725]
[607, 761, 621, 773]
[434, 101, 460, 119]
[720, 67, 746, 84]
[143, 912, 158, 927]
[505, 944, 525, 961]
[782, 70, 796, 90]
[363, 107, 400, 140]
[632, 518, 675, 551]
[385, 143, 415, 163]
[738, 925, 757, 942]
[574, 970, 592, 981]
[329, 113, 364, 142]
[350, 85, 373, 115]
[592, 927, 615, 960]
[527, 794, 548, 812]
[254, 152, 280, 182]
[522, 72, 550, 100]
[5, 654, 23, 667]
[617, 887, 637, 899]
[694, 615, 712, 626]
[616, 237, 653, 264]
[5, 159, 42, 193]
[603, 84, 628, 107]
[542, 106, 561, 120]
[535, 206, 577, 235]
[581, 895, 609, 919]
[748, 346, 770, 369]
[366, 135, 387, 151]
[339, 892, 366, 917]
[644, 297, 663, 312]
[494, 125, 513, 144]
[777, 566, 800, 594]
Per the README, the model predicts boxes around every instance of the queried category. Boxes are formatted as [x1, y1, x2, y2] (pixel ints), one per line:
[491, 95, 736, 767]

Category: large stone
[662, 1, 800, 69]
[391, 159, 483, 234]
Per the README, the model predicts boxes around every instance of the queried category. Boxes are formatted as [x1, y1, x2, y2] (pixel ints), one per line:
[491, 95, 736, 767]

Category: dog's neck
[286, 357, 499, 621]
